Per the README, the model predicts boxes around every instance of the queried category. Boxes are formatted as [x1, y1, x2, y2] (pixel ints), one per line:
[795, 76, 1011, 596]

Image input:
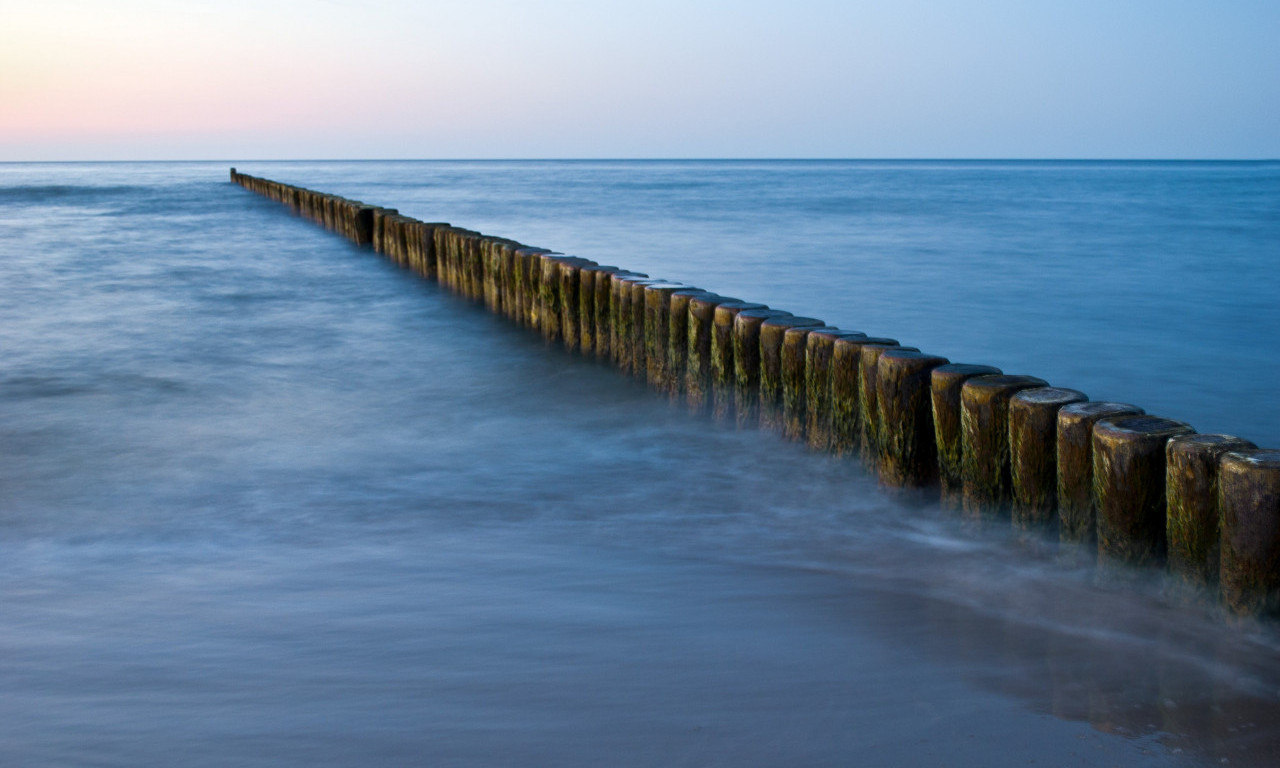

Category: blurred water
[0, 160, 1278, 767]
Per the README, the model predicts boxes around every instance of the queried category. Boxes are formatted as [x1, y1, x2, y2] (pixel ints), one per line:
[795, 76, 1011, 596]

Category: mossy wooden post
[709, 301, 766, 419]
[613, 275, 655, 374]
[433, 227, 451, 291]
[960, 375, 1048, 519]
[859, 343, 918, 465]
[1218, 450, 1280, 618]
[434, 226, 453, 291]
[804, 330, 867, 452]
[779, 324, 836, 441]
[498, 242, 521, 322]
[452, 230, 473, 298]
[761, 317, 824, 433]
[493, 238, 524, 315]
[558, 257, 593, 353]
[373, 208, 400, 256]
[402, 220, 423, 275]
[609, 273, 642, 370]
[643, 282, 689, 389]
[448, 228, 471, 295]
[385, 214, 405, 265]
[1092, 415, 1195, 568]
[538, 254, 566, 342]
[578, 265, 618, 357]
[733, 309, 793, 429]
[762, 317, 824, 435]
[630, 279, 666, 377]
[467, 233, 487, 302]
[877, 350, 950, 488]
[829, 337, 898, 457]
[421, 223, 448, 281]
[1009, 387, 1088, 530]
[670, 290, 718, 399]
[481, 238, 506, 314]
[513, 248, 545, 329]
[1056, 402, 1146, 550]
[610, 273, 634, 370]
[1165, 435, 1256, 592]
[596, 269, 641, 362]
[932, 364, 1003, 507]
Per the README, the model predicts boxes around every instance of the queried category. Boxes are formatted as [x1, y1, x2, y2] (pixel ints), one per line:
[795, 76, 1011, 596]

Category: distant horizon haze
[2, 0, 1277, 161]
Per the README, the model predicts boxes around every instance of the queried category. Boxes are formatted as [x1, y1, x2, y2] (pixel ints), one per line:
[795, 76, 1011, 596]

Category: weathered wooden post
[577, 264, 618, 357]
[498, 242, 522, 322]
[1092, 415, 1195, 568]
[960, 374, 1048, 519]
[631, 280, 677, 378]
[677, 291, 727, 403]
[804, 329, 867, 452]
[876, 350, 950, 488]
[830, 337, 899, 457]
[514, 247, 549, 329]
[608, 272, 649, 370]
[932, 364, 1003, 507]
[558, 257, 595, 353]
[859, 343, 918, 465]
[708, 301, 767, 419]
[373, 208, 401, 255]
[593, 268, 640, 361]
[538, 253, 567, 342]
[1218, 449, 1280, 618]
[1009, 387, 1088, 530]
[1056, 402, 1146, 549]
[760, 316, 825, 433]
[643, 282, 691, 389]
[757, 317, 819, 435]
[1166, 434, 1256, 592]
[666, 289, 706, 389]
[733, 309, 793, 428]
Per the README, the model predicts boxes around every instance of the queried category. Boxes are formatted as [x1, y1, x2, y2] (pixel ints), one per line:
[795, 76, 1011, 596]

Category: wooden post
[1092, 415, 1195, 568]
[708, 301, 767, 419]
[643, 282, 691, 389]
[676, 291, 728, 403]
[760, 316, 825, 433]
[1218, 449, 1280, 618]
[805, 329, 867, 452]
[1009, 387, 1088, 530]
[859, 343, 918, 466]
[830, 337, 900, 457]
[960, 374, 1048, 519]
[1056, 402, 1146, 549]
[733, 309, 793, 428]
[932, 364, 1003, 508]
[577, 265, 618, 358]
[876, 350, 950, 488]
[1165, 434, 1255, 592]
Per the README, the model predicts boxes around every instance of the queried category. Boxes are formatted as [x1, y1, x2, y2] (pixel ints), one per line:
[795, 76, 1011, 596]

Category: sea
[0, 159, 1277, 767]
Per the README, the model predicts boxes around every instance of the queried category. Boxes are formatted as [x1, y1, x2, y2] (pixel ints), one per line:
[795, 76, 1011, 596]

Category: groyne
[230, 168, 1280, 620]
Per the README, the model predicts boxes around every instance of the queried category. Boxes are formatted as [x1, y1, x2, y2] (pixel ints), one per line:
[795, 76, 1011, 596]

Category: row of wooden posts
[230, 168, 1280, 619]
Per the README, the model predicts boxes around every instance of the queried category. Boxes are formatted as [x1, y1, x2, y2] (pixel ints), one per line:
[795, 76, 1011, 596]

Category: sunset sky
[2, 0, 1277, 160]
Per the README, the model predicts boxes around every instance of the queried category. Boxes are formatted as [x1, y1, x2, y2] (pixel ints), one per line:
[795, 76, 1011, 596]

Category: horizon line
[3, 157, 1278, 165]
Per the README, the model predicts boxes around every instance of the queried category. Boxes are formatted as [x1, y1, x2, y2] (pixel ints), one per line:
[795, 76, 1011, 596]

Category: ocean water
[0, 159, 1277, 767]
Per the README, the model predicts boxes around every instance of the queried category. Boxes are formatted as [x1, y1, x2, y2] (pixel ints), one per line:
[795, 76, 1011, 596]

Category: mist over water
[1, 160, 1278, 766]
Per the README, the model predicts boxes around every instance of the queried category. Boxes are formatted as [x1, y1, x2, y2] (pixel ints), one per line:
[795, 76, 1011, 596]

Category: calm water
[1, 160, 1278, 767]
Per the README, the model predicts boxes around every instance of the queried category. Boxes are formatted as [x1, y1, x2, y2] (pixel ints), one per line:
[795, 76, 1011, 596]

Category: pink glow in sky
[2, 0, 1278, 160]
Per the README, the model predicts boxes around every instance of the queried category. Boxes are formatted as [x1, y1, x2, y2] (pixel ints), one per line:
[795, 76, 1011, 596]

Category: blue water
[1, 160, 1278, 767]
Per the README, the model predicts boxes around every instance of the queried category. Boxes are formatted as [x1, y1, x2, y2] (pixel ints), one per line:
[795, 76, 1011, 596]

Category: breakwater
[230, 168, 1280, 620]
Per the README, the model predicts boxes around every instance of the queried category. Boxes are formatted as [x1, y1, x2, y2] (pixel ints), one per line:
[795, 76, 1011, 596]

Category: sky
[1, 0, 1277, 160]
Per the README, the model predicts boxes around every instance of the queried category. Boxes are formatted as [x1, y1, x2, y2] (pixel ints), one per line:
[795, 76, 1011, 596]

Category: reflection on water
[0, 161, 1277, 766]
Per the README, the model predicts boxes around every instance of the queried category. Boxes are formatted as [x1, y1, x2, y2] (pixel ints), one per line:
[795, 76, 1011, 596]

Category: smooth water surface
[1, 160, 1278, 767]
